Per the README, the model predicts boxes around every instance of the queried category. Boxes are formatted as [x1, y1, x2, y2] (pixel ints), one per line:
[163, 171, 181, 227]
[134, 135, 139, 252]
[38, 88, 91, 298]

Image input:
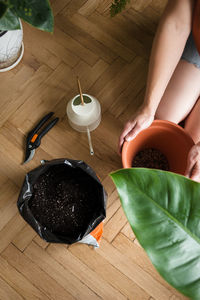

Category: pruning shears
[23, 112, 59, 164]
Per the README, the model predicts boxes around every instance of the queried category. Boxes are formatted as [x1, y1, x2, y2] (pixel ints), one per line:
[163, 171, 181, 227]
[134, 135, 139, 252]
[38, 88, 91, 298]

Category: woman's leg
[184, 97, 200, 143]
[155, 59, 200, 123]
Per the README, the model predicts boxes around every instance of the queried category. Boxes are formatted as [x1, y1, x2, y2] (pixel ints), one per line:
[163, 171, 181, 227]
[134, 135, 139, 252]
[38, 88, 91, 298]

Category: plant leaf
[9, 0, 54, 32]
[110, 168, 200, 299]
[83, 95, 92, 103]
[110, 0, 130, 17]
[0, 1, 8, 18]
[73, 96, 81, 106]
[73, 95, 92, 106]
[0, 8, 20, 30]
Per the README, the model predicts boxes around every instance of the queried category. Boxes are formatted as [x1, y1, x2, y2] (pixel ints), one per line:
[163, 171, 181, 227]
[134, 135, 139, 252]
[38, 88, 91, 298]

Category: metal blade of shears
[23, 148, 35, 164]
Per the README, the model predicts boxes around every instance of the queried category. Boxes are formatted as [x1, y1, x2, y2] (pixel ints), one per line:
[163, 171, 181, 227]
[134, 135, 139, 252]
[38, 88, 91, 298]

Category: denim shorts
[181, 32, 200, 69]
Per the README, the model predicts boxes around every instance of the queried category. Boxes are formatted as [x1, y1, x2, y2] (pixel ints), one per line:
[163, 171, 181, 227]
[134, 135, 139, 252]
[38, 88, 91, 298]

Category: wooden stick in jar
[77, 77, 84, 105]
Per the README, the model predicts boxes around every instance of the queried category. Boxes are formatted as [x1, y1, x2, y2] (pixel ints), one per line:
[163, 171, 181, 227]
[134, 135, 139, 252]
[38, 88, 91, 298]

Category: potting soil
[28, 165, 99, 239]
[132, 148, 169, 171]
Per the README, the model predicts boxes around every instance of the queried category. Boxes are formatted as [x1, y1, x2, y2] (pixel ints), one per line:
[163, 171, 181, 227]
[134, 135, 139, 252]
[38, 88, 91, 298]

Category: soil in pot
[28, 165, 99, 239]
[132, 148, 169, 171]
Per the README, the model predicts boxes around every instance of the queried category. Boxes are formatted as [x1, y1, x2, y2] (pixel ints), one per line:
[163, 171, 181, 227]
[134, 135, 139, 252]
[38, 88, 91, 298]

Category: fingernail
[126, 135, 135, 142]
[125, 137, 131, 142]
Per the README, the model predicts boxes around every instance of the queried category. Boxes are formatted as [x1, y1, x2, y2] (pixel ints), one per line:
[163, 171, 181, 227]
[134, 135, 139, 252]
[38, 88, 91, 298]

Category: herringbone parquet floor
[0, 1, 189, 299]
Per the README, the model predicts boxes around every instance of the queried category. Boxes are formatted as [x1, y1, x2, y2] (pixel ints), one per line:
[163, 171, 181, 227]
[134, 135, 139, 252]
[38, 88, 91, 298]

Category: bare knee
[155, 105, 179, 123]
[184, 96, 200, 143]
[155, 106, 172, 121]
[155, 107, 165, 120]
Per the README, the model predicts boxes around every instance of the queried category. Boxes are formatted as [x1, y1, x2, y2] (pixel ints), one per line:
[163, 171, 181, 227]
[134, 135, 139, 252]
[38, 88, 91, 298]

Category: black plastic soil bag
[17, 159, 107, 245]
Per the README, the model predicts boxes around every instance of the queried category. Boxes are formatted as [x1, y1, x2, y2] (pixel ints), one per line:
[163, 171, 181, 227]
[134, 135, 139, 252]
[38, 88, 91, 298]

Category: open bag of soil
[17, 159, 107, 247]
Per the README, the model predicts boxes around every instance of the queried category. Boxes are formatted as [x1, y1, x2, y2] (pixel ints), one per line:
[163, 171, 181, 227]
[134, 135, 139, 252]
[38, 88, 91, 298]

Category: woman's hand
[118, 106, 154, 154]
[185, 142, 200, 182]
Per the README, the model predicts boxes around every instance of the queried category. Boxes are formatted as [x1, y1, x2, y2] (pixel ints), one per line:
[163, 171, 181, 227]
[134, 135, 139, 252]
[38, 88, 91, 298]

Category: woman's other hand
[185, 142, 200, 182]
[118, 106, 154, 154]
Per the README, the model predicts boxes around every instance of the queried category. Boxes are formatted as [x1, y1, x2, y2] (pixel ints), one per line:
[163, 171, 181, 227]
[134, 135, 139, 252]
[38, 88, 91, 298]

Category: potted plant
[0, 0, 53, 72]
[110, 0, 130, 17]
[111, 120, 200, 299]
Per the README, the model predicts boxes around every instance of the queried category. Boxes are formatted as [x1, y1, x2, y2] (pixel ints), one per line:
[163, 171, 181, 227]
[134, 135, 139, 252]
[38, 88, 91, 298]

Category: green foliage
[0, 1, 7, 18]
[111, 168, 200, 299]
[0, 0, 53, 32]
[0, 7, 20, 30]
[73, 95, 92, 106]
[110, 0, 130, 17]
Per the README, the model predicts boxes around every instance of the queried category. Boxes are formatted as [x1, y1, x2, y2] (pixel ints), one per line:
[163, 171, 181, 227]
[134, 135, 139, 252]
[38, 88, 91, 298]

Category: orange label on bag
[90, 222, 103, 244]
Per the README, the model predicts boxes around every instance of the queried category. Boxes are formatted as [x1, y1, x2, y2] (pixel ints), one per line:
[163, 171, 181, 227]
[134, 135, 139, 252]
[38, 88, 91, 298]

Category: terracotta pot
[122, 120, 195, 175]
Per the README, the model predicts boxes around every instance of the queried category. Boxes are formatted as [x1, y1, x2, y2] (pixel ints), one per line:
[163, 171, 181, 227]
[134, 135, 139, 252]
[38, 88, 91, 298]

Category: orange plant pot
[122, 120, 195, 175]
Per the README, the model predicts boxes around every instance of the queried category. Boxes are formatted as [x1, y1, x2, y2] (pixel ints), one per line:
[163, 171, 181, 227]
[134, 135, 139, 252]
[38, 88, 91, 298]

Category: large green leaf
[9, 0, 53, 32]
[0, 8, 20, 30]
[0, 1, 8, 18]
[110, 168, 200, 299]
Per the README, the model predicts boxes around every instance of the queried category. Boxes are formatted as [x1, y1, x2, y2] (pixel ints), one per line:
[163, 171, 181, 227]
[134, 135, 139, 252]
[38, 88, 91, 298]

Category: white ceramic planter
[66, 94, 101, 132]
[0, 19, 24, 72]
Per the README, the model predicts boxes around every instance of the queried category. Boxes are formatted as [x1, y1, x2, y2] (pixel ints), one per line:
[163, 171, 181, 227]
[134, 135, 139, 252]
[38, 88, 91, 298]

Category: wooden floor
[0, 0, 188, 299]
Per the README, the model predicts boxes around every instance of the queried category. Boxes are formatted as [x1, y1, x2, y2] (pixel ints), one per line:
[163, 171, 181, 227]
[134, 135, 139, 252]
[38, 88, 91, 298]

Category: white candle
[66, 94, 101, 132]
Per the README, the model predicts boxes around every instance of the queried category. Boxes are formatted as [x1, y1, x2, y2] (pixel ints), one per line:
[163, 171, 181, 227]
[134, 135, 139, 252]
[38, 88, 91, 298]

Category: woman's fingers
[185, 143, 200, 181]
[184, 158, 192, 178]
[185, 155, 196, 178]
[118, 107, 154, 155]
[118, 121, 136, 154]
[189, 162, 200, 182]
[125, 124, 142, 141]
[125, 115, 154, 142]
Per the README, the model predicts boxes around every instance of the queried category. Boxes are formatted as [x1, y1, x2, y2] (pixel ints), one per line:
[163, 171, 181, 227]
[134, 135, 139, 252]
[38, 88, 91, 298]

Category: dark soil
[132, 148, 169, 171]
[28, 165, 99, 239]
